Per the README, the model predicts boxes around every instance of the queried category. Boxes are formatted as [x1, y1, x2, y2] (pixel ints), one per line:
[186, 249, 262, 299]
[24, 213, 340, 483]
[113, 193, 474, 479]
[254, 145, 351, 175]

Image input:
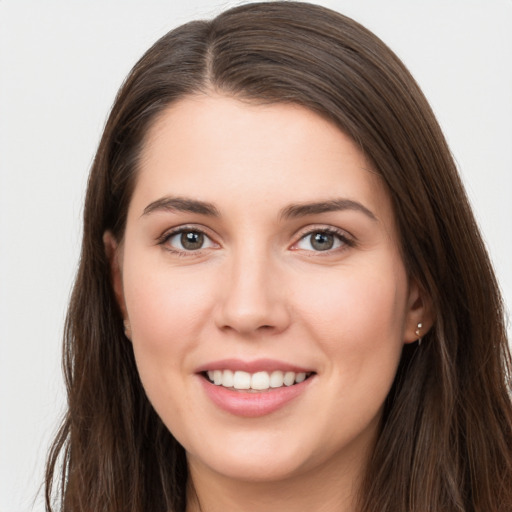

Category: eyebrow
[280, 199, 377, 221]
[142, 196, 377, 222]
[142, 197, 220, 217]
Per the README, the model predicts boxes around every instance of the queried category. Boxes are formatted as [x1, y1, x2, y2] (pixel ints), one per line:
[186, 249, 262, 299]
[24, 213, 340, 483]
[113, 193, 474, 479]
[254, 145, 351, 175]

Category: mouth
[203, 369, 315, 392]
[197, 361, 316, 416]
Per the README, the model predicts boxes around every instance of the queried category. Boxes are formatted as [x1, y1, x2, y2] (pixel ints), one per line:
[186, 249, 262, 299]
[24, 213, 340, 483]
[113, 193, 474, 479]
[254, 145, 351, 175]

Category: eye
[294, 229, 351, 252]
[162, 228, 217, 252]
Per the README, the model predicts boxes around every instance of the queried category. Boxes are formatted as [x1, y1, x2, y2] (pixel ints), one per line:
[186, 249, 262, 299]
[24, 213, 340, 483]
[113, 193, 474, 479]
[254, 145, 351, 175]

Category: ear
[103, 231, 132, 340]
[403, 278, 435, 344]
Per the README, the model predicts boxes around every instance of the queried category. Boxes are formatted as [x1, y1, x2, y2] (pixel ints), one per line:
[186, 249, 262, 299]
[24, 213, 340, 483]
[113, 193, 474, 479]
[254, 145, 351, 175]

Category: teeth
[222, 369, 234, 387]
[269, 370, 284, 388]
[283, 371, 295, 386]
[251, 371, 270, 390]
[206, 369, 311, 390]
[295, 372, 306, 383]
[233, 371, 251, 389]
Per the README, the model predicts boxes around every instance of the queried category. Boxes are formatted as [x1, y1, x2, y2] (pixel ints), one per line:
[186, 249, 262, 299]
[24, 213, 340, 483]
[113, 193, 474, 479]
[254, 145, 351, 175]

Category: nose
[214, 249, 291, 336]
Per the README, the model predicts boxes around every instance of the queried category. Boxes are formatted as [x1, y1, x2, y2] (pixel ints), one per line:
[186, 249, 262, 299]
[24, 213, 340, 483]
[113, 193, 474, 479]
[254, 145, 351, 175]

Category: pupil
[181, 231, 203, 250]
[311, 232, 334, 251]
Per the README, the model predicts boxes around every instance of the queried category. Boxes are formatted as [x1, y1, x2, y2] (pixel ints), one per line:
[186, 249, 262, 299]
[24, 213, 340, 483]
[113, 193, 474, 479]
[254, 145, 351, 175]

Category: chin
[183, 428, 314, 482]
[189, 450, 311, 483]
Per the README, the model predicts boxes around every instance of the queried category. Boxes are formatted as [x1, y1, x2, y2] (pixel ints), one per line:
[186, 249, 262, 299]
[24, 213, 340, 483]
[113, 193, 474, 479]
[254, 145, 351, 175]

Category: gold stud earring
[415, 322, 423, 345]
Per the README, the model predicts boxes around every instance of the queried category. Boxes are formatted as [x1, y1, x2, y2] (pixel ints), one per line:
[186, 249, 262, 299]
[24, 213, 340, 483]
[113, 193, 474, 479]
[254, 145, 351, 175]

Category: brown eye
[181, 231, 204, 250]
[163, 229, 216, 252]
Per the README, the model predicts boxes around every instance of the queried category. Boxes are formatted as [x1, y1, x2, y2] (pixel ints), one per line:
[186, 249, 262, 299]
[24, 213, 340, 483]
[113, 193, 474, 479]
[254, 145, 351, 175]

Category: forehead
[132, 94, 393, 225]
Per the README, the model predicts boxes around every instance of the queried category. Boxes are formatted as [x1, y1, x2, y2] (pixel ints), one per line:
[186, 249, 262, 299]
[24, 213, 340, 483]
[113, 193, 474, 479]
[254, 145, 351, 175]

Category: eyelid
[290, 225, 356, 252]
[156, 223, 354, 255]
[157, 224, 220, 253]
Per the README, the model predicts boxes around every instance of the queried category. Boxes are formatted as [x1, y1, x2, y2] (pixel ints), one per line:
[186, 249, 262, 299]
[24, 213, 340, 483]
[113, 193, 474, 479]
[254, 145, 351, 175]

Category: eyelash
[157, 225, 355, 255]
[291, 226, 355, 255]
[157, 225, 217, 256]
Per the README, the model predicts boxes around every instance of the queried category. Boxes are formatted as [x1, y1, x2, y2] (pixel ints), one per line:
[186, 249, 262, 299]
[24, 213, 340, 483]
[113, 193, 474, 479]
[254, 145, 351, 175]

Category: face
[107, 94, 425, 486]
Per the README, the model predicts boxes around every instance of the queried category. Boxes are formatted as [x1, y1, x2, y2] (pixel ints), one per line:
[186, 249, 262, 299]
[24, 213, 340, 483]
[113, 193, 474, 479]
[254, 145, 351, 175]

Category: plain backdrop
[1, 1, 511, 510]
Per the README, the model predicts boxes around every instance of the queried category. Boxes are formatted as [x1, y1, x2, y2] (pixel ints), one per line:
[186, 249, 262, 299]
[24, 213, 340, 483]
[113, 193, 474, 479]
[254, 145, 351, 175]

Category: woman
[45, 2, 512, 511]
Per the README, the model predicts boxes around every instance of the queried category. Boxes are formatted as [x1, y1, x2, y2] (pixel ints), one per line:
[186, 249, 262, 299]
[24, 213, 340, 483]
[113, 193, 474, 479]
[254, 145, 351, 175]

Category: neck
[185, 448, 368, 512]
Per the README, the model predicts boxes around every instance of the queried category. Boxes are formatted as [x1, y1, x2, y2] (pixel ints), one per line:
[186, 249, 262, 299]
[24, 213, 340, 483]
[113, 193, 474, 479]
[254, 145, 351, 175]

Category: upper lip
[194, 358, 314, 374]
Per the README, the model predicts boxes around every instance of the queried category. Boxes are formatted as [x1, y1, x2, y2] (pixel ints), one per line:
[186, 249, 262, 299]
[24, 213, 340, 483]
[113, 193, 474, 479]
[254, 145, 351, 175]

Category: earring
[124, 320, 132, 341]
[415, 322, 423, 346]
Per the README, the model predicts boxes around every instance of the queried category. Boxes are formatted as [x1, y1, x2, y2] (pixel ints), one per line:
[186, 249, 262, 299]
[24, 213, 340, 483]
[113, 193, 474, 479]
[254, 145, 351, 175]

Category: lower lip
[199, 375, 314, 417]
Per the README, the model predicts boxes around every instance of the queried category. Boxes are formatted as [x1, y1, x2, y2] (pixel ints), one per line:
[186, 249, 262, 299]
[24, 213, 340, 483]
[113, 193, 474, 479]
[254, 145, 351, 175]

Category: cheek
[294, 261, 408, 369]
[121, 253, 218, 399]
[293, 263, 408, 441]
[122, 266, 217, 431]
[124, 261, 213, 342]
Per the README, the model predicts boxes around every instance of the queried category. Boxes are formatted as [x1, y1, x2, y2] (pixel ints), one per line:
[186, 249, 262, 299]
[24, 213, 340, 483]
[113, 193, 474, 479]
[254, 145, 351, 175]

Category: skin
[105, 94, 430, 512]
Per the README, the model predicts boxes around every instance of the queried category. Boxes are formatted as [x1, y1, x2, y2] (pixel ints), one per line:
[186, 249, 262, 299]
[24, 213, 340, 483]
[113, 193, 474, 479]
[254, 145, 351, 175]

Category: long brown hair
[45, 2, 512, 511]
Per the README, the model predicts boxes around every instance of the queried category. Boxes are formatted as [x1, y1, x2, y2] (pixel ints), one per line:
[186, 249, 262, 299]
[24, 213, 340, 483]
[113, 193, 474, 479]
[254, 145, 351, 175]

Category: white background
[1, 1, 511, 510]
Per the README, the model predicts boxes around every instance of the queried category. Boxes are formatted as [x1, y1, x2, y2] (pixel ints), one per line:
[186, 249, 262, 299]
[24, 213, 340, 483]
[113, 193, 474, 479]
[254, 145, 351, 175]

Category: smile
[197, 361, 316, 417]
[205, 370, 312, 391]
